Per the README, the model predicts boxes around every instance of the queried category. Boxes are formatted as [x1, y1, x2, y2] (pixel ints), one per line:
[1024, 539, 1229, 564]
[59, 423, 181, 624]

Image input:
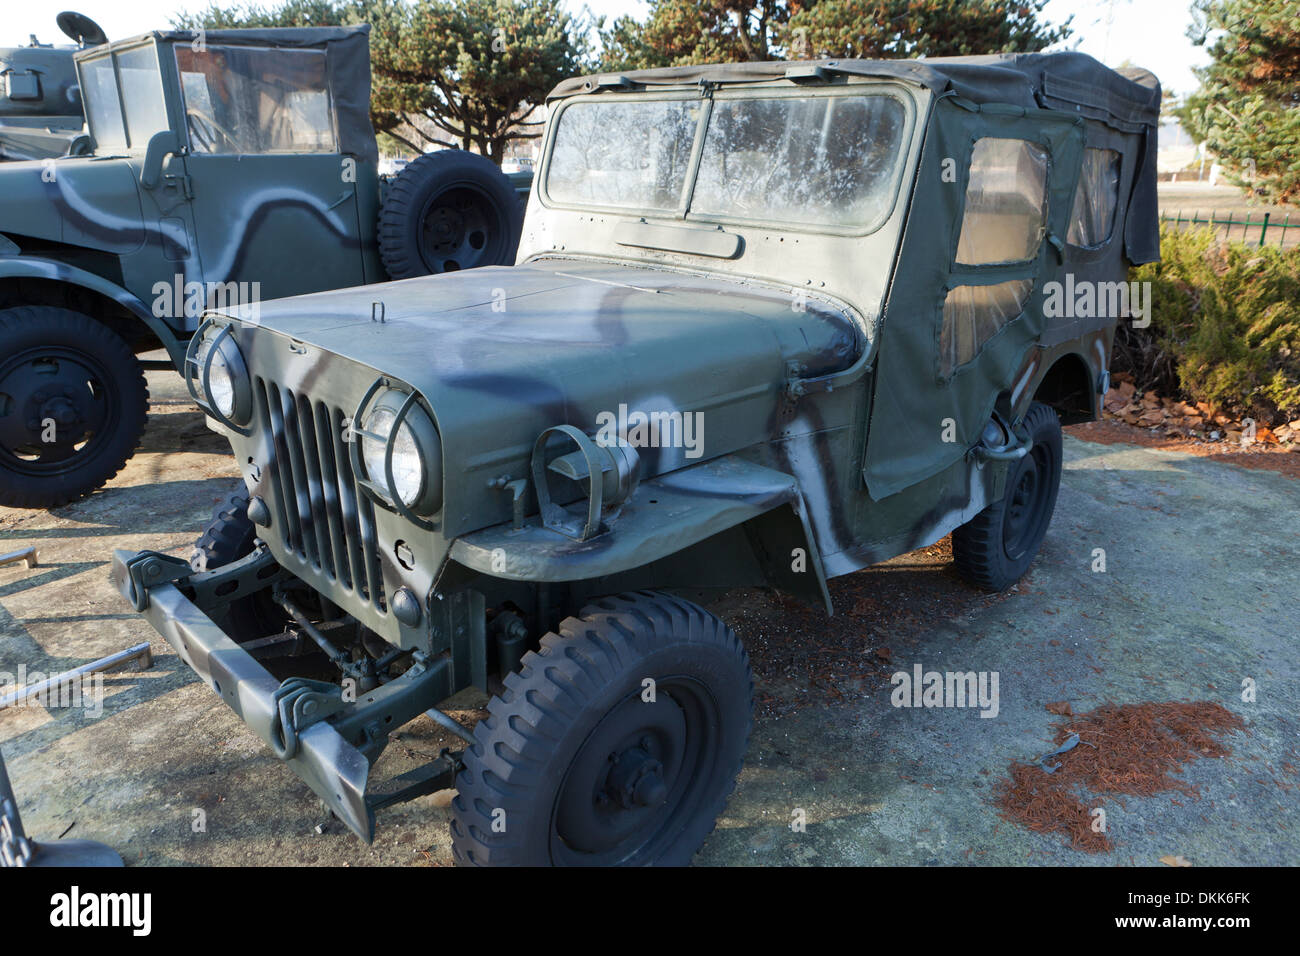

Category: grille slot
[256, 378, 386, 612]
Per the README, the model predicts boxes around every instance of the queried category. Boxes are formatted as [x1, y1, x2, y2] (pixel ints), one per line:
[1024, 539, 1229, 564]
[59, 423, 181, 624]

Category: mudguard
[0, 256, 186, 367]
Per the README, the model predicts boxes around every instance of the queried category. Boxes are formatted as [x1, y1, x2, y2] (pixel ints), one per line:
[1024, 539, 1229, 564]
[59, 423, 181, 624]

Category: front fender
[0, 256, 187, 368]
[448, 455, 832, 612]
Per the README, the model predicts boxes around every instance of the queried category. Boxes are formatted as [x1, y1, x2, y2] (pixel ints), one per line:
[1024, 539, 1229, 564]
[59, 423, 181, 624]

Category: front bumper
[111, 549, 383, 842]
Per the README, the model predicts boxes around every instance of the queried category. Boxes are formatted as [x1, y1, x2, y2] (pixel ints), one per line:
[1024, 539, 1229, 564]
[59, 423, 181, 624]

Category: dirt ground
[1, 367, 1296, 866]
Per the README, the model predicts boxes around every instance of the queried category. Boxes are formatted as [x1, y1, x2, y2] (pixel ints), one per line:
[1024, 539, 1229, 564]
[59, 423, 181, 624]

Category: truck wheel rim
[417, 184, 508, 273]
[0, 346, 117, 476]
[1001, 443, 1052, 561]
[550, 676, 720, 865]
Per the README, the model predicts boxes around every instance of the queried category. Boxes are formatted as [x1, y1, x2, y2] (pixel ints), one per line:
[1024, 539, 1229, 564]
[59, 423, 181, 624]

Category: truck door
[862, 98, 1084, 500]
[172, 41, 370, 307]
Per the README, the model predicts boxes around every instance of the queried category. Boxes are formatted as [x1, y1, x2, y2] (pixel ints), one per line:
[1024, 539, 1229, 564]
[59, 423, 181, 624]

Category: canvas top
[74, 25, 376, 163]
[551, 51, 1161, 134]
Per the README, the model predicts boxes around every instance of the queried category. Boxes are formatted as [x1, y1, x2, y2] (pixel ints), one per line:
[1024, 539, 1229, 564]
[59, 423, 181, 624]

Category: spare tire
[378, 150, 524, 279]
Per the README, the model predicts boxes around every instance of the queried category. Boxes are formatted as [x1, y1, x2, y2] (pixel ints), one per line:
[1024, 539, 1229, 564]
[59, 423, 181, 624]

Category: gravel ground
[1, 366, 1296, 866]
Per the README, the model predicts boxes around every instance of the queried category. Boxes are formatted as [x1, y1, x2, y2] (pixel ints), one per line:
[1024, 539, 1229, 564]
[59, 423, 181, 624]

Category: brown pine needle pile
[995, 701, 1246, 852]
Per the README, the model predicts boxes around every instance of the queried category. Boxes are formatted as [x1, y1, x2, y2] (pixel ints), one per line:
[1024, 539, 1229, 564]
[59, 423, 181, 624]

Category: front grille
[255, 378, 387, 612]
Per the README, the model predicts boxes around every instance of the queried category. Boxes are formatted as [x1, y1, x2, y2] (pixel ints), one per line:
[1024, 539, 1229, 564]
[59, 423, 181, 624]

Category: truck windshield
[546, 90, 908, 230]
[175, 45, 336, 154]
[80, 53, 127, 150]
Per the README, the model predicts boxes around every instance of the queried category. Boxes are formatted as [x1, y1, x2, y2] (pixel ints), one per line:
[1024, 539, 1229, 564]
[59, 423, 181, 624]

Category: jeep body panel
[120, 51, 1162, 843]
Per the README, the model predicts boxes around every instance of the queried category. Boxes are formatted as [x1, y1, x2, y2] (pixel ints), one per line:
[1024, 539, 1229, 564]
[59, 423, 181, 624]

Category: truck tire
[190, 485, 286, 639]
[0, 306, 148, 509]
[952, 401, 1063, 591]
[450, 591, 753, 867]
[377, 149, 524, 279]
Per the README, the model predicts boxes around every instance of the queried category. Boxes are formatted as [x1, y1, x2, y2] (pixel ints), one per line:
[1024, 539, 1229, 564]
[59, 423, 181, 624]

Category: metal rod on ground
[0, 642, 153, 710]
[0, 547, 37, 571]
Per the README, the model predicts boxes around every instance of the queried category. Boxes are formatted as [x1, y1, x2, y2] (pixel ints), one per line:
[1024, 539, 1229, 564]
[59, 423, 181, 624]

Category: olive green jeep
[0, 24, 526, 508]
[113, 52, 1161, 865]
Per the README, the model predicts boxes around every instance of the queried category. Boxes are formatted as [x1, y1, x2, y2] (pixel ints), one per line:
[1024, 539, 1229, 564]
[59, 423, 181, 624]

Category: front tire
[190, 485, 287, 639]
[0, 306, 148, 509]
[450, 591, 753, 866]
[952, 401, 1063, 591]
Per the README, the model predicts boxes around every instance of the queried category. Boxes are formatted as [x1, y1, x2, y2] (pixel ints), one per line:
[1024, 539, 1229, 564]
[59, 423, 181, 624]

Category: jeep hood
[217, 260, 864, 532]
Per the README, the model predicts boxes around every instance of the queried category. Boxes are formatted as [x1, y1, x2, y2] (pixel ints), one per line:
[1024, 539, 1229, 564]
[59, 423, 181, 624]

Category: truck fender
[0, 256, 186, 368]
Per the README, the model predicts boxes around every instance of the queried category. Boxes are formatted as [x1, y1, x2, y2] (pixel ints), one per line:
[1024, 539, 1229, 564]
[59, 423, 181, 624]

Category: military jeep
[0, 24, 527, 508]
[113, 52, 1160, 865]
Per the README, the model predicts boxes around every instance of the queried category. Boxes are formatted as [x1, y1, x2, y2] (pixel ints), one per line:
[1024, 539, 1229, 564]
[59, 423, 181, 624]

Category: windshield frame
[539, 81, 916, 238]
[75, 40, 173, 154]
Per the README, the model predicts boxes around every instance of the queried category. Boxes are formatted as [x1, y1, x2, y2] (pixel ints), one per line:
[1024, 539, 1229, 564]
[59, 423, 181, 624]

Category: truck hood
[0, 155, 145, 253]
[218, 260, 864, 533]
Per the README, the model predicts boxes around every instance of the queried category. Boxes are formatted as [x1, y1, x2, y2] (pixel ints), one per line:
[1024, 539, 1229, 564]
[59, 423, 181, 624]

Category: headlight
[194, 325, 251, 426]
[359, 390, 443, 514]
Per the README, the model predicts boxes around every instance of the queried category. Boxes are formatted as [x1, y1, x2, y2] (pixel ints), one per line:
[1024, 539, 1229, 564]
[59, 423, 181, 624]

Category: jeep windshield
[544, 89, 909, 231]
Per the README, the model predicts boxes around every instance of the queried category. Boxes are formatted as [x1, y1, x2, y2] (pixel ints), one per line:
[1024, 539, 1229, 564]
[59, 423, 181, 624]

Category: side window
[941, 137, 1048, 377]
[940, 280, 1032, 376]
[1067, 147, 1121, 248]
[175, 45, 336, 154]
[955, 138, 1049, 265]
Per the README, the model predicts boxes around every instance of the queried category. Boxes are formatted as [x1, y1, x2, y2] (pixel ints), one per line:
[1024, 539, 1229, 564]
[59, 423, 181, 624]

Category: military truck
[0, 24, 527, 508]
[113, 52, 1160, 865]
[0, 12, 104, 163]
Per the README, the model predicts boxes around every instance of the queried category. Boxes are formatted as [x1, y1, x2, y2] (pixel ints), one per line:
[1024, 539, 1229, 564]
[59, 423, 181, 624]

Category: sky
[7, 0, 1209, 97]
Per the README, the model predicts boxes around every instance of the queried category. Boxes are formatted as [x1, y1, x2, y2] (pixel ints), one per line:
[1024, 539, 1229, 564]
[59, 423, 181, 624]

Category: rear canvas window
[1067, 147, 1121, 247]
[940, 279, 1033, 377]
[955, 138, 1049, 265]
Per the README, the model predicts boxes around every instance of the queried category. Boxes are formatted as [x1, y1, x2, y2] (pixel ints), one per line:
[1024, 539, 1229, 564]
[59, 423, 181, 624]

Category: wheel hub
[553, 693, 688, 857]
[0, 349, 109, 470]
[605, 742, 669, 810]
[418, 186, 500, 273]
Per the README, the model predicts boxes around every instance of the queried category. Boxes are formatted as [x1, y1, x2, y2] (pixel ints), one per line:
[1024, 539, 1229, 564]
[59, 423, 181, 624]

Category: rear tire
[0, 306, 147, 509]
[378, 150, 523, 279]
[450, 591, 752, 867]
[952, 401, 1063, 591]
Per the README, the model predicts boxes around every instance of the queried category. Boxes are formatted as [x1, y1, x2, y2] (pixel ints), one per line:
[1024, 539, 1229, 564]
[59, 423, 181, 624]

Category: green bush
[1128, 225, 1300, 424]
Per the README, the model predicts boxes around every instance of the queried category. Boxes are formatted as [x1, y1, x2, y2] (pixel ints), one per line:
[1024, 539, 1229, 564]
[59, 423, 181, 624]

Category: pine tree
[1180, 0, 1300, 205]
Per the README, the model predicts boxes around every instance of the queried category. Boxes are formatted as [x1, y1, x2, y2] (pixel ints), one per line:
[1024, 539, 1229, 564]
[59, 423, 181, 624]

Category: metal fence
[1160, 210, 1295, 248]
